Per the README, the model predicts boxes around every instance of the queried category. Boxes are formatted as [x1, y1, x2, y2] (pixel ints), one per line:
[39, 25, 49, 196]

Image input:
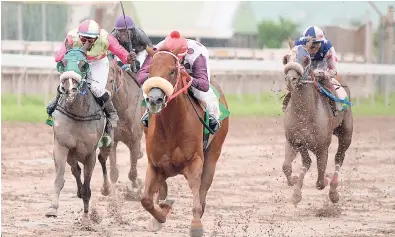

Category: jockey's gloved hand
[121, 64, 130, 71]
[127, 51, 137, 64]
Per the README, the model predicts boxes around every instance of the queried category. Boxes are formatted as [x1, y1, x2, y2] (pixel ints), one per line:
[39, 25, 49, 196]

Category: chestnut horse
[282, 40, 353, 205]
[139, 46, 229, 237]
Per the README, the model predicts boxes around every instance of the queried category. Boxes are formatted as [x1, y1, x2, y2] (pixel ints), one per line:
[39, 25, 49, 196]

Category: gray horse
[98, 59, 144, 200]
[282, 41, 353, 205]
[45, 42, 106, 219]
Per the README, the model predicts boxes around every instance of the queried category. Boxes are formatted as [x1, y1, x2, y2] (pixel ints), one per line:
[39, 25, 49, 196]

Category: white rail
[2, 53, 395, 76]
[1, 40, 367, 63]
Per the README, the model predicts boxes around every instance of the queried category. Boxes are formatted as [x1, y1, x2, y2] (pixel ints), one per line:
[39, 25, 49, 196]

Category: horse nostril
[155, 97, 164, 104]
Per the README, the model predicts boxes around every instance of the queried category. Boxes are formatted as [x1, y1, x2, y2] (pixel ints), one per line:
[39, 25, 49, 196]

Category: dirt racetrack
[2, 116, 395, 237]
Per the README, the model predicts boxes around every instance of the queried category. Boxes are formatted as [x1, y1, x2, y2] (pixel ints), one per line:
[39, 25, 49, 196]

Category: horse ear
[288, 38, 294, 49]
[146, 46, 156, 58]
[65, 37, 72, 50]
[283, 55, 289, 65]
[171, 46, 182, 57]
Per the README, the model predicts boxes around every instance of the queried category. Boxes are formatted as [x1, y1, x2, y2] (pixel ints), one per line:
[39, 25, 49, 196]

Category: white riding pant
[88, 56, 109, 98]
[191, 86, 220, 120]
[189, 63, 219, 120]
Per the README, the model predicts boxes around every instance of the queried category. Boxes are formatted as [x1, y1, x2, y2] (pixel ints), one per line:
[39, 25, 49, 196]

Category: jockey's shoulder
[186, 39, 207, 49]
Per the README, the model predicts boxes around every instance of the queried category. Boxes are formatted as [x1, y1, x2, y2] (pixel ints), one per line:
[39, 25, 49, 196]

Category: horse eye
[169, 69, 176, 76]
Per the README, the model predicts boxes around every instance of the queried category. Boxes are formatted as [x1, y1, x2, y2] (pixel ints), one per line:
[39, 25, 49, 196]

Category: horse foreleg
[109, 142, 119, 185]
[185, 157, 204, 237]
[330, 118, 353, 203]
[141, 165, 171, 231]
[282, 141, 298, 186]
[125, 141, 143, 201]
[67, 155, 82, 198]
[45, 141, 68, 218]
[81, 153, 96, 215]
[315, 149, 330, 190]
[292, 148, 312, 205]
[98, 148, 111, 196]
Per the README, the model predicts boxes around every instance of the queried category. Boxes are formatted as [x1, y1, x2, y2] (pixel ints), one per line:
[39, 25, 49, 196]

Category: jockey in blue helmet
[283, 26, 343, 112]
[110, 15, 153, 70]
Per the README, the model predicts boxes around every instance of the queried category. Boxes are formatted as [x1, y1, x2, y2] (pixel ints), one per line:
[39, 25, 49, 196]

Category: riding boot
[208, 114, 220, 133]
[140, 109, 149, 128]
[98, 91, 119, 145]
[322, 78, 343, 113]
[46, 85, 63, 116]
[282, 91, 291, 112]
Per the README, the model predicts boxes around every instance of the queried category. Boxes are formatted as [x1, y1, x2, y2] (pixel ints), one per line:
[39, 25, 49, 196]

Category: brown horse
[139, 47, 229, 237]
[282, 41, 353, 205]
[97, 59, 144, 200]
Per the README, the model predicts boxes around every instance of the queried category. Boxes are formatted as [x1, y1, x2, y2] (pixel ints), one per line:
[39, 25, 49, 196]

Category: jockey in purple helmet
[110, 15, 152, 70]
[283, 26, 343, 113]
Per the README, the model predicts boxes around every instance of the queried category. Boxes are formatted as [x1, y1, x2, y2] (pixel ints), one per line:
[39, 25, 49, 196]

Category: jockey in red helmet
[137, 31, 221, 133]
[110, 15, 152, 70]
[47, 19, 136, 143]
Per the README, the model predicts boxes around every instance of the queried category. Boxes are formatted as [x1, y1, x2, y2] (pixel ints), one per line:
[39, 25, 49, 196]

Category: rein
[152, 51, 215, 134]
[153, 51, 193, 103]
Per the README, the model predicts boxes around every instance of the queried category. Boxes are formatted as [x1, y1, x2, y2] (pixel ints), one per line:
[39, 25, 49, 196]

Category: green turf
[2, 93, 394, 122]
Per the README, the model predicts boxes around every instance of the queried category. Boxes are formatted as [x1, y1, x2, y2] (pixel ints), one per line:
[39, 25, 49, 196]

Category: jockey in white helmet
[283, 26, 343, 112]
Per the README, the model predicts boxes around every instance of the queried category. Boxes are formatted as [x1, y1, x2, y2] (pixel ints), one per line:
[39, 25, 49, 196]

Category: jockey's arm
[107, 34, 129, 64]
[55, 35, 73, 62]
[136, 53, 153, 85]
[190, 55, 209, 92]
[134, 27, 153, 52]
[324, 46, 339, 79]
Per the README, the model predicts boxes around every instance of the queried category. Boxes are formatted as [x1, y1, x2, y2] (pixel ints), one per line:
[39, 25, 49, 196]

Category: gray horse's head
[283, 43, 312, 91]
[57, 40, 91, 105]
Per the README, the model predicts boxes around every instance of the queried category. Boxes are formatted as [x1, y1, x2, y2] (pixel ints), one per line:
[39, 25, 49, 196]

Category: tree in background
[257, 17, 299, 48]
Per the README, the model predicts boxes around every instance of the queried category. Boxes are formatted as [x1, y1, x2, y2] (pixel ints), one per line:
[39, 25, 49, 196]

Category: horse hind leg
[292, 148, 312, 205]
[330, 115, 353, 203]
[45, 141, 68, 218]
[282, 141, 299, 186]
[125, 141, 143, 201]
[98, 147, 111, 196]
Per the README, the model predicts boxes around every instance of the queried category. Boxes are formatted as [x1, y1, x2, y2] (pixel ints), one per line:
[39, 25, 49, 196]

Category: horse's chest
[150, 148, 191, 176]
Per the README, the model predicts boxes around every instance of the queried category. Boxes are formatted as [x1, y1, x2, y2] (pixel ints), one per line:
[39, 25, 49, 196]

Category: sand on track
[2, 117, 395, 237]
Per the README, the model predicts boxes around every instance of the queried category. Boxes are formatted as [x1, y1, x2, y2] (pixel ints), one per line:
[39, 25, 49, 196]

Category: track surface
[2, 117, 395, 237]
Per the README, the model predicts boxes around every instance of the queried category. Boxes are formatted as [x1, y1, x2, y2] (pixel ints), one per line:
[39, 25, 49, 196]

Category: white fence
[2, 53, 395, 75]
[1, 40, 368, 63]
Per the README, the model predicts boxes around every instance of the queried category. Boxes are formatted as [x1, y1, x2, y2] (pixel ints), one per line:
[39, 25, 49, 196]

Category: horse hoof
[190, 219, 204, 237]
[80, 213, 91, 227]
[101, 186, 111, 196]
[288, 175, 298, 186]
[45, 208, 58, 218]
[148, 217, 163, 232]
[292, 188, 302, 205]
[329, 190, 340, 203]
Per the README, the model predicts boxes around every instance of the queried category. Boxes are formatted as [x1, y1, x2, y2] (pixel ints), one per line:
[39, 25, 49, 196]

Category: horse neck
[289, 83, 319, 117]
[153, 94, 190, 137]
